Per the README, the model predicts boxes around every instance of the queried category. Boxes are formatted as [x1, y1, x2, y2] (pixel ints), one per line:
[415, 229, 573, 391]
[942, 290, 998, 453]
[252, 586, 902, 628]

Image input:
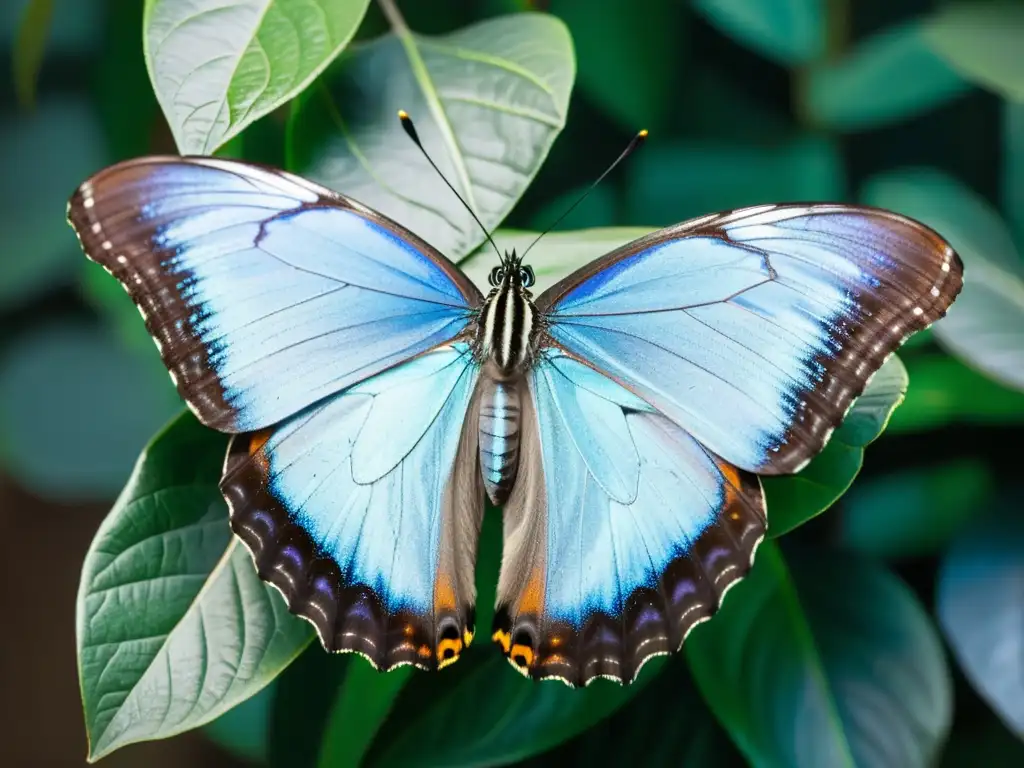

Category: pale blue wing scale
[222, 343, 484, 670]
[492, 349, 766, 686]
[68, 157, 482, 433]
[537, 205, 963, 475]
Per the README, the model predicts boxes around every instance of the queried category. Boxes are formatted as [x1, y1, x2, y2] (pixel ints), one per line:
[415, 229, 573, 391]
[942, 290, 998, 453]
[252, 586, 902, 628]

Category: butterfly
[67, 119, 962, 687]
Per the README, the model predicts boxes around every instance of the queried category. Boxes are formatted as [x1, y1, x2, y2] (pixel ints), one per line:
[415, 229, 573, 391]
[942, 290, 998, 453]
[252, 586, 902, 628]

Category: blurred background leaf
[12, 0, 52, 107]
[1004, 101, 1024, 249]
[143, 0, 372, 155]
[839, 460, 994, 558]
[0, 321, 178, 500]
[937, 511, 1024, 742]
[692, 0, 825, 66]
[922, 1, 1024, 103]
[862, 167, 1024, 392]
[801, 21, 970, 131]
[625, 135, 844, 225]
[288, 10, 574, 260]
[547, 0, 682, 132]
[687, 542, 953, 768]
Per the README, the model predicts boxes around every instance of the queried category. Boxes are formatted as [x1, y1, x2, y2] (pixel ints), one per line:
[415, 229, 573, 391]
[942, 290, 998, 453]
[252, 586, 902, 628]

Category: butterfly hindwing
[536, 204, 963, 475]
[67, 156, 482, 433]
[492, 349, 766, 686]
[221, 344, 484, 670]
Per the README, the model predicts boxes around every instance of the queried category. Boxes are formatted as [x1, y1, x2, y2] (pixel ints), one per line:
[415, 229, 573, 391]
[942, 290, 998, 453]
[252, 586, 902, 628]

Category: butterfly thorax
[474, 252, 538, 504]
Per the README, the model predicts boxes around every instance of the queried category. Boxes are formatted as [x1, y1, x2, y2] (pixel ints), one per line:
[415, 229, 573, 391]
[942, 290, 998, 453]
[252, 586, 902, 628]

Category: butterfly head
[488, 249, 535, 290]
[479, 249, 539, 375]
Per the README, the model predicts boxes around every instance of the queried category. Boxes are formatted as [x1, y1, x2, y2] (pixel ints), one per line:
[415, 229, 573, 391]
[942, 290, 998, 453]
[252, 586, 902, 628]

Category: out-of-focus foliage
[2, 0, 1023, 766]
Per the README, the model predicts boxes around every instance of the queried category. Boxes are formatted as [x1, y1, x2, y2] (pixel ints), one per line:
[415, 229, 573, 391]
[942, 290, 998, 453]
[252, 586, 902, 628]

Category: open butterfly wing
[536, 204, 963, 475]
[68, 157, 482, 433]
[222, 344, 484, 669]
[493, 350, 765, 685]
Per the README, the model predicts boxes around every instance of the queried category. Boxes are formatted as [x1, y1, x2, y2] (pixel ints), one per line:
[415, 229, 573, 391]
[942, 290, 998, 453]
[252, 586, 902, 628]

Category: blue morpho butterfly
[67, 112, 963, 687]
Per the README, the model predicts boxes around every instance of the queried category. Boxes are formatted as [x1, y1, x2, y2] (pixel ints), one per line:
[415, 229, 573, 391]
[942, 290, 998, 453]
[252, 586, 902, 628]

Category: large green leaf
[625, 136, 844, 226]
[764, 355, 909, 537]
[202, 680, 277, 765]
[802, 22, 969, 131]
[692, 0, 825, 66]
[687, 542, 953, 768]
[887, 354, 1024, 433]
[937, 513, 1024, 741]
[922, 2, 1024, 102]
[522, 658, 744, 767]
[840, 461, 994, 558]
[76, 413, 313, 761]
[0, 322, 179, 500]
[288, 11, 574, 260]
[0, 97, 109, 310]
[143, 0, 371, 155]
[547, 0, 682, 131]
[862, 167, 1024, 392]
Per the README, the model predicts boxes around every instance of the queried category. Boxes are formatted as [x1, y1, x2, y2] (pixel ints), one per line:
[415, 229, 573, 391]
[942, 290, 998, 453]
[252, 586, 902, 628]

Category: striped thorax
[475, 250, 538, 504]
[477, 250, 538, 377]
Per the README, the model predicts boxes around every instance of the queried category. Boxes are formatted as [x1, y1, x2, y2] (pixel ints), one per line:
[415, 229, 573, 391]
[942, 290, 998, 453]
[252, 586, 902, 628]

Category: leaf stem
[377, 0, 410, 34]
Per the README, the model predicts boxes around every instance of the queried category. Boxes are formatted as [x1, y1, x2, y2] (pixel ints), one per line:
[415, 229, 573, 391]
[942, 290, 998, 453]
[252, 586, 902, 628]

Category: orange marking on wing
[717, 460, 741, 509]
[249, 430, 272, 473]
[433, 572, 457, 615]
[492, 629, 512, 654]
[510, 644, 535, 668]
[516, 568, 545, 616]
[417, 644, 432, 659]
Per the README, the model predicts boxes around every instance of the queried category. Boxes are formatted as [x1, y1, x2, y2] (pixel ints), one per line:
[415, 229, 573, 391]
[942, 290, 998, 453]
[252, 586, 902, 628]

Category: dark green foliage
[3, 0, 1023, 765]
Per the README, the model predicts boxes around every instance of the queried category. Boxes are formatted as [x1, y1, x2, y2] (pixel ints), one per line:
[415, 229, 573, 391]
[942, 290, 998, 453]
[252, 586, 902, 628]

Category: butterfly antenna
[521, 129, 648, 260]
[398, 110, 503, 261]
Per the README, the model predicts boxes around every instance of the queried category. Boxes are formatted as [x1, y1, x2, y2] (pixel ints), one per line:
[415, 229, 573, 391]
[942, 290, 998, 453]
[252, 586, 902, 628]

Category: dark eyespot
[488, 266, 505, 287]
[519, 265, 535, 288]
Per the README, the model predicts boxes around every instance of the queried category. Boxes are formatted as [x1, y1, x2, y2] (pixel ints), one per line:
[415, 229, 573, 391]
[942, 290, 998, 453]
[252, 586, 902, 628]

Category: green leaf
[521, 658, 745, 767]
[547, 0, 682, 131]
[317, 663, 412, 768]
[937, 513, 1024, 740]
[366, 646, 662, 767]
[143, 0, 372, 155]
[288, 11, 574, 260]
[0, 97, 109, 310]
[625, 136, 844, 226]
[922, 2, 1024, 103]
[1004, 101, 1024, 249]
[461, 227, 651, 294]
[692, 0, 825, 66]
[887, 354, 1024, 433]
[76, 412, 313, 761]
[861, 167, 1024, 392]
[687, 542, 953, 768]
[802, 22, 969, 131]
[840, 461, 994, 558]
[203, 680, 276, 765]
[765, 354, 909, 538]
[12, 0, 52, 108]
[0, 322, 179, 500]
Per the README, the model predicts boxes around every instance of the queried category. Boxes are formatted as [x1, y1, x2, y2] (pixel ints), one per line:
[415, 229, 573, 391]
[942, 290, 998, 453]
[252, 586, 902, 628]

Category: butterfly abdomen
[478, 376, 521, 505]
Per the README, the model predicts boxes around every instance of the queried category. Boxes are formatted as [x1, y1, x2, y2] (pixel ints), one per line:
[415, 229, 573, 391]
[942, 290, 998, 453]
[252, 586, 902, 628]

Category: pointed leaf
[802, 22, 969, 131]
[12, 0, 53, 108]
[765, 354, 909, 537]
[692, 0, 825, 66]
[922, 2, 1024, 102]
[288, 12, 574, 260]
[144, 0, 372, 154]
[862, 167, 1024, 392]
[76, 413, 313, 761]
[937, 513, 1024, 740]
[1005, 101, 1024, 249]
[687, 542, 953, 768]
